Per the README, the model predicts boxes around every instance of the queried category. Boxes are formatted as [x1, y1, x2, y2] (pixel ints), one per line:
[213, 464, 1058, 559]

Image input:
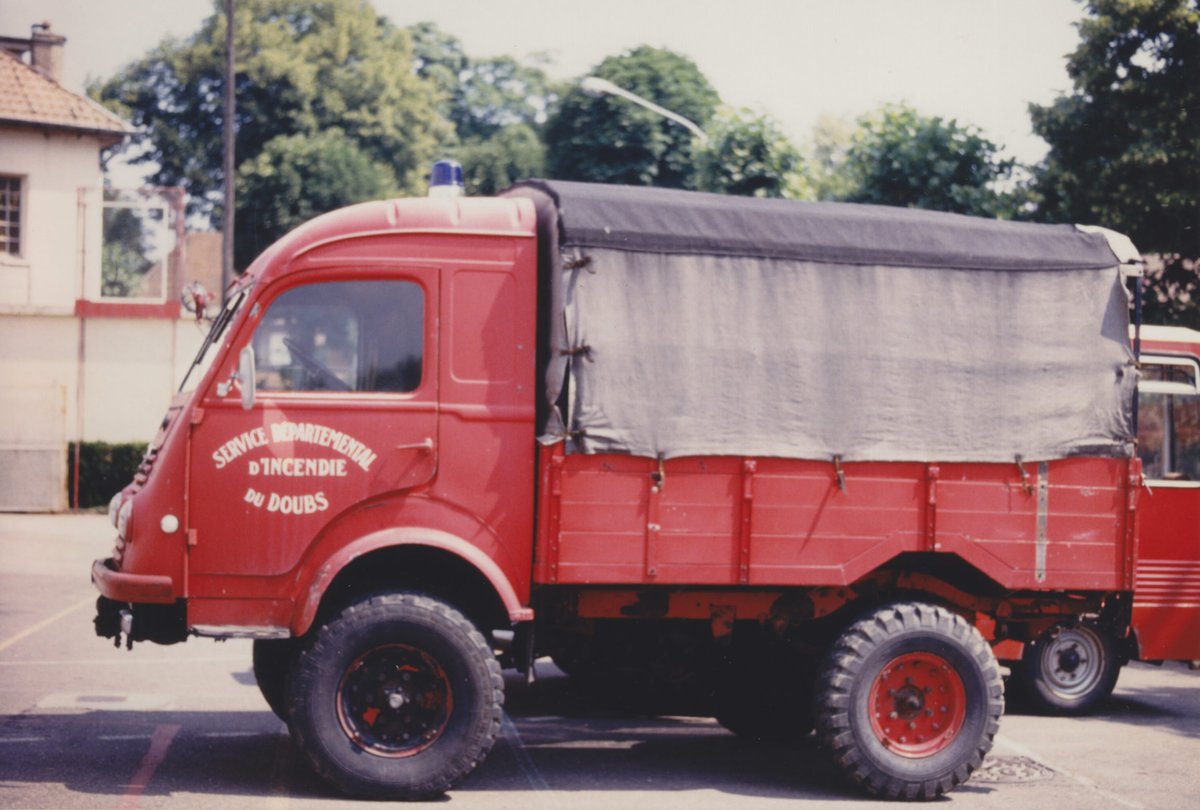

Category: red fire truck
[91, 175, 1200, 801]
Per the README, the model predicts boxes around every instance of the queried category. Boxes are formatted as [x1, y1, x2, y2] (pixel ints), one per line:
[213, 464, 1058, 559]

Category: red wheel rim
[336, 643, 453, 758]
[868, 651, 966, 758]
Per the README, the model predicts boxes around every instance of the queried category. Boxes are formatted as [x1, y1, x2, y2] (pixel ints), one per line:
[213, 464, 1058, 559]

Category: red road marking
[118, 723, 181, 809]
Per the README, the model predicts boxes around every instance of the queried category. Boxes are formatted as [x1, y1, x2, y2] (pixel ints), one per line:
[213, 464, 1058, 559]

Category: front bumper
[91, 557, 177, 604]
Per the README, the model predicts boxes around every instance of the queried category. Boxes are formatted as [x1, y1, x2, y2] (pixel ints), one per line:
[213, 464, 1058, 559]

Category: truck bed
[535, 446, 1134, 592]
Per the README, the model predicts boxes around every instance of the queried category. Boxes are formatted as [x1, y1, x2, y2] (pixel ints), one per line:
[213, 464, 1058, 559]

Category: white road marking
[501, 712, 549, 791]
[99, 734, 154, 741]
[995, 734, 1146, 810]
[0, 736, 45, 743]
[0, 596, 94, 654]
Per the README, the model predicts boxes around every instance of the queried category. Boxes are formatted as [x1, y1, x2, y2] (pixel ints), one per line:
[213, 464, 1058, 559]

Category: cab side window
[1138, 357, 1200, 481]
[252, 280, 424, 393]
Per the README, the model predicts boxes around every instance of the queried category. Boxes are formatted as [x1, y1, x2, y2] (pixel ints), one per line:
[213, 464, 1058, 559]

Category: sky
[0, 0, 1087, 176]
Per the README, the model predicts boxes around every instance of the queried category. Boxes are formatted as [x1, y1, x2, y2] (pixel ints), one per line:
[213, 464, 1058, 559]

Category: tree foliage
[805, 114, 855, 201]
[92, 0, 449, 228]
[456, 125, 546, 196]
[234, 130, 398, 267]
[545, 46, 720, 188]
[835, 104, 1013, 216]
[1028, 0, 1200, 326]
[408, 21, 551, 195]
[694, 108, 808, 198]
[100, 207, 153, 297]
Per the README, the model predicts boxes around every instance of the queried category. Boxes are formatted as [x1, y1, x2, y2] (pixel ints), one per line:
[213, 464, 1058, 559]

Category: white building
[0, 25, 207, 511]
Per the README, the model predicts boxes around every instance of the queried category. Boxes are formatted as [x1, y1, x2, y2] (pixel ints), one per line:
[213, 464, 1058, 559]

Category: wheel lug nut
[889, 711, 899, 720]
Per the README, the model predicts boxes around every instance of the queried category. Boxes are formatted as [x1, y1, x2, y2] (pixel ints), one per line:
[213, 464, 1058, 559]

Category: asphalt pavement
[1, 512, 1198, 809]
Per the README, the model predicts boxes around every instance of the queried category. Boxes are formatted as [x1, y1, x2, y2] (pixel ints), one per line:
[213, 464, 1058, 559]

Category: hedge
[67, 441, 149, 509]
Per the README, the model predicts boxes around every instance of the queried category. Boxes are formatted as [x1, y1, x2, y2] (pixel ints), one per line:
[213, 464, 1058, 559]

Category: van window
[252, 280, 423, 393]
[1138, 356, 1200, 481]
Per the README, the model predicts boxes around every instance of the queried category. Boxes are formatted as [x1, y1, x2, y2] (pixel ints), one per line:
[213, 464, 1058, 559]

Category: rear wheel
[286, 593, 503, 800]
[1014, 623, 1120, 715]
[814, 602, 1003, 800]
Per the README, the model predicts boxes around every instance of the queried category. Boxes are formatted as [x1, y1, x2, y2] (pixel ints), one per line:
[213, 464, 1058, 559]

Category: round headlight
[160, 514, 180, 534]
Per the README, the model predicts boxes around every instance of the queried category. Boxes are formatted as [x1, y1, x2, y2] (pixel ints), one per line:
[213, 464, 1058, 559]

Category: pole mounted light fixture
[580, 76, 709, 143]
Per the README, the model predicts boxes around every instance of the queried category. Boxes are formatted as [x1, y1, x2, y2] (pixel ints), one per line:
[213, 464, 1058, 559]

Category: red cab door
[186, 268, 439, 600]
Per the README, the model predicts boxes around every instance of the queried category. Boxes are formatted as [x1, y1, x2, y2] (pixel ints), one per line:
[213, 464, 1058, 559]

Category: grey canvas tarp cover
[501, 180, 1137, 463]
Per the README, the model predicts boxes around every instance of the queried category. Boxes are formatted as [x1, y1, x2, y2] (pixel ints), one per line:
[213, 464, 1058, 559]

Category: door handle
[395, 438, 434, 453]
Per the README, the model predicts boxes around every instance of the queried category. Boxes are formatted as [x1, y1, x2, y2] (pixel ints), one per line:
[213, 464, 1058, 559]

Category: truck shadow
[0, 704, 867, 803]
[1001, 665, 1200, 741]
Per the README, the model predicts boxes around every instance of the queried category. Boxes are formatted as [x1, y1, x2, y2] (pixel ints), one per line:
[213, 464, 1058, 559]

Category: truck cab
[94, 194, 542, 645]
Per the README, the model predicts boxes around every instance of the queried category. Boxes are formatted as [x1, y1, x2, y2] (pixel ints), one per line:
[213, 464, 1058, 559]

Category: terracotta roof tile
[0, 51, 131, 139]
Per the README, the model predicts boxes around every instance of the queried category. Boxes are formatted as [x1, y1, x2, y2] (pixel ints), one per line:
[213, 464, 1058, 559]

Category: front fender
[291, 526, 534, 636]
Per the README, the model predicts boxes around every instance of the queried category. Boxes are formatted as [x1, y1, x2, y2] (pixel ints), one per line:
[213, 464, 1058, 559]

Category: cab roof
[238, 195, 537, 287]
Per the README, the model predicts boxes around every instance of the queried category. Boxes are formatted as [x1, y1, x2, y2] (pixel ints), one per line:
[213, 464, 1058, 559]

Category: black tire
[715, 687, 814, 743]
[286, 593, 504, 800]
[715, 649, 815, 743]
[253, 638, 299, 721]
[814, 602, 1004, 800]
[1013, 623, 1120, 715]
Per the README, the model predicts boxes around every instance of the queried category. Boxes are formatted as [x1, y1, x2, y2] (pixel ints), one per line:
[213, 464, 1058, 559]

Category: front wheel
[814, 602, 1004, 800]
[286, 593, 504, 800]
[1013, 623, 1120, 715]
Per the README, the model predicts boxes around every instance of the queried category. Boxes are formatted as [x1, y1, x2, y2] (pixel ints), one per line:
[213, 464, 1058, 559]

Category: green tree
[234, 130, 398, 267]
[694, 108, 809, 198]
[409, 21, 552, 191]
[92, 0, 449, 227]
[806, 114, 855, 200]
[1028, 0, 1200, 326]
[836, 104, 1014, 217]
[101, 207, 153, 297]
[544, 46, 720, 188]
[456, 125, 546, 196]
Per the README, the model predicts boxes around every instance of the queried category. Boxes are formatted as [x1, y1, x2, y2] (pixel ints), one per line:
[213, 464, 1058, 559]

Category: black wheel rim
[336, 643, 452, 757]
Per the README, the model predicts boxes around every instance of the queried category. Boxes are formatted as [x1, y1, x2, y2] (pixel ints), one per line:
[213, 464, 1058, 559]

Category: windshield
[179, 289, 247, 393]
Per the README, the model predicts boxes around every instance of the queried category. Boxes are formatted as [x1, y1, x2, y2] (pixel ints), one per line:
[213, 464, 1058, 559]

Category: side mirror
[239, 346, 256, 410]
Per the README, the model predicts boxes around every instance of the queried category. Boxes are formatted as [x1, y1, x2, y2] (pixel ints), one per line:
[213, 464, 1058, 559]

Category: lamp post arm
[580, 76, 709, 143]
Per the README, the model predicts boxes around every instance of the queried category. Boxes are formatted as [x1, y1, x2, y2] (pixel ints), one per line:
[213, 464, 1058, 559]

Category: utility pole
[221, 0, 236, 299]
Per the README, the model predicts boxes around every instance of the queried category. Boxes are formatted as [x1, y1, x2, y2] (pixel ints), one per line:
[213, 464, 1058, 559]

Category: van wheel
[253, 638, 298, 721]
[286, 593, 504, 800]
[814, 602, 1003, 800]
[1014, 623, 1120, 715]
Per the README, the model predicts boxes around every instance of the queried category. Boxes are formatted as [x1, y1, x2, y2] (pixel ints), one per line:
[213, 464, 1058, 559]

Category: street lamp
[579, 76, 709, 143]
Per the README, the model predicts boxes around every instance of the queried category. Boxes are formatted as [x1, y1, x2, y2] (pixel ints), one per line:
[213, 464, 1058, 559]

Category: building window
[0, 176, 21, 257]
[101, 189, 172, 299]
